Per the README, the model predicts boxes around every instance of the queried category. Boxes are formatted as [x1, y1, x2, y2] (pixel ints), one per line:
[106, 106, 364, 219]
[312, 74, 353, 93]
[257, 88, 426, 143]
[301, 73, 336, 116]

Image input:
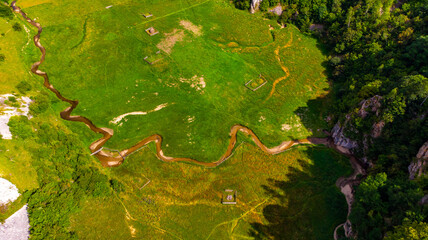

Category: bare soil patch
[156, 29, 185, 54]
[179, 20, 202, 36]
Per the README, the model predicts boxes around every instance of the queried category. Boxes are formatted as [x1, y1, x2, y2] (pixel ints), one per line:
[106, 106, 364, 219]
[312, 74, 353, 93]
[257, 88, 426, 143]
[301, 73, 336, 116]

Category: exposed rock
[417, 141, 428, 160]
[420, 194, 428, 205]
[269, 4, 282, 16]
[0, 205, 30, 240]
[0, 178, 20, 206]
[333, 155, 364, 240]
[309, 24, 324, 32]
[0, 94, 32, 139]
[409, 141, 428, 180]
[361, 134, 373, 167]
[409, 160, 425, 180]
[343, 220, 354, 238]
[371, 120, 385, 138]
[358, 95, 382, 118]
[331, 121, 358, 154]
[250, 0, 263, 13]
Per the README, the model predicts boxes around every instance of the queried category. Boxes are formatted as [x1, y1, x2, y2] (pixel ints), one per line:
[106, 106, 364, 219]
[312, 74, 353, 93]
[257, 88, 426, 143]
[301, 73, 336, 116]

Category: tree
[16, 81, 32, 94]
[382, 88, 406, 123]
[8, 115, 33, 139]
[12, 23, 22, 32]
[259, 0, 270, 11]
[400, 75, 428, 101]
[385, 221, 428, 240]
[234, 0, 251, 10]
[0, 3, 12, 19]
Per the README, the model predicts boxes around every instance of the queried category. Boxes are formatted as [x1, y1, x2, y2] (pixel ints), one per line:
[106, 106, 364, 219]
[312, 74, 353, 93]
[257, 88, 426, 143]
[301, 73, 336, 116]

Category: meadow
[71, 145, 351, 239]
[17, 0, 330, 161]
[0, 0, 351, 239]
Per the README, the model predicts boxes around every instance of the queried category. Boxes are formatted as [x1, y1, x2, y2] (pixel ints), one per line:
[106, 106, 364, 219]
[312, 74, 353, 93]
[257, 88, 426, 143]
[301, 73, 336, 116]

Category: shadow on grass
[293, 32, 336, 137]
[249, 146, 349, 240]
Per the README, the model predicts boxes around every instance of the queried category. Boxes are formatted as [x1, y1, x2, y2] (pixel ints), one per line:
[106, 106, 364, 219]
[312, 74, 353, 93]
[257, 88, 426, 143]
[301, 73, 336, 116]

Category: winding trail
[265, 32, 293, 102]
[11, 2, 365, 238]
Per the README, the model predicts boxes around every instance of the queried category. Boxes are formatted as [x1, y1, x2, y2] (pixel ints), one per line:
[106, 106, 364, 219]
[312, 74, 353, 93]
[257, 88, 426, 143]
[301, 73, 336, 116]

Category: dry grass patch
[179, 20, 202, 36]
[156, 29, 185, 54]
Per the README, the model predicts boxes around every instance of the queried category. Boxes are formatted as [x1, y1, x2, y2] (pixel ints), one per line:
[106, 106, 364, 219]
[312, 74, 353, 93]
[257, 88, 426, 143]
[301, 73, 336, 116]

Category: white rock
[250, 0, 263, 13]
[0, 95, 32, 139]
[0, 178, 20, 206]
[0, 205, 30, 240]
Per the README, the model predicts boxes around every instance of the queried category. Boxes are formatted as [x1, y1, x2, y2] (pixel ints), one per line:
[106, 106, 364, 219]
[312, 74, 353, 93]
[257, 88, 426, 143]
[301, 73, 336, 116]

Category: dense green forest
[6, 115, 123, 239]
[233, 0, 428, 239]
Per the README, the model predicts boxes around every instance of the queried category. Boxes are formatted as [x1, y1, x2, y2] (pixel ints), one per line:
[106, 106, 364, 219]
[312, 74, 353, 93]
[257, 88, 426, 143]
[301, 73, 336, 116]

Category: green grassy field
[0, 4, 37, 94]
[17, 0, 330, 161]
[71, 145, 351, 239]
[0, 0, 351, 238]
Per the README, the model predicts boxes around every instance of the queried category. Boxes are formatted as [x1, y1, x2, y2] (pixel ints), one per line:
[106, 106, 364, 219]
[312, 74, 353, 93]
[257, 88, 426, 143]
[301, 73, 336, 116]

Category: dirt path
[332, 146, 365, 239]
[264, 32, 293, 102]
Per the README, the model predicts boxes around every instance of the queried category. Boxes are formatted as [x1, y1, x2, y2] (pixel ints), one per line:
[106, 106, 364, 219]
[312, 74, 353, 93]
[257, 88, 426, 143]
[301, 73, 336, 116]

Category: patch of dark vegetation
[20, 122, 118, 239]
[70, 17, 88, 49]
[250, 148, 350, 239]
[12, 22, 22, 31]
[8, 115, 33, 140]
[0, 2, 12, 20]
[29, 93, 50, 115]
[16, 80, 32, 94]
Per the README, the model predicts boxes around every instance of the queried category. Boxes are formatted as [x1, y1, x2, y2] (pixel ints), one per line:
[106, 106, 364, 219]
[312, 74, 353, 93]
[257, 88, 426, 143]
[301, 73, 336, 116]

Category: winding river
[10, 1, 331, 168]
[11, 1, 365, 237]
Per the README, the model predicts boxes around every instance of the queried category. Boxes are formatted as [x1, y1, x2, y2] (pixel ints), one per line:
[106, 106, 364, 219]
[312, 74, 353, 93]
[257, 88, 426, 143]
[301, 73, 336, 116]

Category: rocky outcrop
[371, 120, 385, 138]
[0, 205, 30, 239]
[358, 95, 382, 118]
[419, 194, 428, 205]
[409, 141, 428, 180]
[250, 0, 263, 13]
[269, 4, 283, 16]
[309, 24, 325, 32]
[331, 121, 358, 154]
[333, 154, 365, 240]
[417, 142, 428, 159]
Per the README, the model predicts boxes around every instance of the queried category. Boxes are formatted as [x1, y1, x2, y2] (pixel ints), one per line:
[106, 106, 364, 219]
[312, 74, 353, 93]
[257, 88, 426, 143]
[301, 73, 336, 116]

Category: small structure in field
[245, 74, 267, 91]
[142, 13, 153, 18]
[222, 189, 237, 205]
[145, 27, 159, 36]
[144, 50, 163, 65]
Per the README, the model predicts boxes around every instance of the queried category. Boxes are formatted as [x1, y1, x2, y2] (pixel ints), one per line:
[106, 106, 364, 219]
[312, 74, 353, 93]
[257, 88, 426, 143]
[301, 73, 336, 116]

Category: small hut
[222, 189, 237, 205]
[145, 27, 159, 36]
[142, 13, 153, 18]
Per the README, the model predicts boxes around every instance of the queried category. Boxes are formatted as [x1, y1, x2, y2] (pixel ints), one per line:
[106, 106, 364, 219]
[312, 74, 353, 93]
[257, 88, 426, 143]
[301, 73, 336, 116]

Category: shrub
[110, 179, 125, 193]
[264, 12, 277, 20]
[8, 115, 33, 139]
[234, 0, 250, 10]
[12, 23, 22, 32]
[0, 3, 12, 19]
[16, 81, 32, 94]
[7, 96, 17, 102]
[29, 93, 49, 115]
[259, 0, 270, 11]
[0, 54, 5, 62]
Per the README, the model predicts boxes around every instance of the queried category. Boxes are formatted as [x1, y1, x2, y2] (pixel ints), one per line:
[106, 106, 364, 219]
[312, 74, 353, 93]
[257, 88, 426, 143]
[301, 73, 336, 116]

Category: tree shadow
[249, 146, 349, 239]
[293, 34, 337, 136]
